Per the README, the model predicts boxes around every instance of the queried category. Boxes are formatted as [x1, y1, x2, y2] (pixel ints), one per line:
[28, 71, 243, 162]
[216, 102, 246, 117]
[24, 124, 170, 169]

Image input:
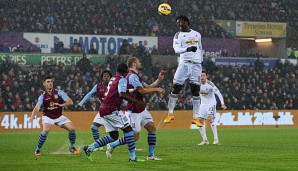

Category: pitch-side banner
[0, 110, 297, 132]
[0, 53, 104, 66]
[236, 21, 286, 37]
[23, 33, 158, 54]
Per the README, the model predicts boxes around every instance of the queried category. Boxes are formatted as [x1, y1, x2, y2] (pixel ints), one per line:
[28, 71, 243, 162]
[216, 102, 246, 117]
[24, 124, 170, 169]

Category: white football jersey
[173, 29, 203, 63]
[200, 80, 224, 105]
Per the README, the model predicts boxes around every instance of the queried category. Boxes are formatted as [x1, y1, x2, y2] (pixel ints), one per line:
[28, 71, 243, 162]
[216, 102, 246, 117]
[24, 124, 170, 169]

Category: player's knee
[190, 84, 200, 96]
[207, 116, 214, 123]
[172, 84, 183, 94]
[144, 122, 156, 133]
[43, 129, 50, 134]
[68, 126, 76, 132]
[109, 131, 119, 141]
[122, 125, 133, 133]
[91, 124, 98, 131]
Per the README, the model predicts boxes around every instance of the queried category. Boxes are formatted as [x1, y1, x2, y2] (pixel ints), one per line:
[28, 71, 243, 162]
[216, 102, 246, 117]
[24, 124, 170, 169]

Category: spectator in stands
[14, 45, 25, 53]
[76, 53, 92, 74]
[118, 39, 130, 55]
[88, 44, 98, 54]
[1, 43, 10, 53]
[288, 50, 296, 59]
[221, 49, 229, 57]
[26, 45, 37, 53]
[54, 37, 65, 53]
[136, 41, 146, 57]
[71, 39, 82, 53]
[254, 57, 264, 72]
[151, 45, 159, 55]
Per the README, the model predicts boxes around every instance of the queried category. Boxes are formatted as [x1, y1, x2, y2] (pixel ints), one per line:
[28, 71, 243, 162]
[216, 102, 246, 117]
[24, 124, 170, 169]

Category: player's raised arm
[129, 73, 165, 95]
[79, 85, 97, 107]
[146, 70, 165, 88]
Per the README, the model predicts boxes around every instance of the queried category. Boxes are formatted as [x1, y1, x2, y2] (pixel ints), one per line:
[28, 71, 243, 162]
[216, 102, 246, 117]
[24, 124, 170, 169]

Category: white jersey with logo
[200, 80, 224, 106]
[173, 29, 203, 64]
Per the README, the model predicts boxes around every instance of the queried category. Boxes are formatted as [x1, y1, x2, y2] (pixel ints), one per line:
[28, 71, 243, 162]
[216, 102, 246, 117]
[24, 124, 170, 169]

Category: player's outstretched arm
[30, 103, 41, 123]
[137, 87, 165, 95]
[147, 70, 165, 88]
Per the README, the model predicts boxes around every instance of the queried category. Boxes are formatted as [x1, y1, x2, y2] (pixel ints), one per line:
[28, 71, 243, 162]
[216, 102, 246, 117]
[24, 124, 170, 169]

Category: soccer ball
[158, 3, 171, 16]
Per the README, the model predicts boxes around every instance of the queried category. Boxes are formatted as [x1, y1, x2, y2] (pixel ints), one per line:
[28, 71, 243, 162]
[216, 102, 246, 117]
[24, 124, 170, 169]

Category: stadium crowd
[1, 0, 297, 37]
[1, 54, 297, 112]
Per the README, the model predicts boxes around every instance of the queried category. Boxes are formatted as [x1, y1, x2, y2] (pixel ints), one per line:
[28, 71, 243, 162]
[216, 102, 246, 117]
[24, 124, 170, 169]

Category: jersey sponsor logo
[120, 83, 126, 88]
[49, 102, 54, 107]
[200, 92, 208, 95]
[54, 94, 58, 99]
[185, 38, 198, 45]
[133, 78, 138, 83]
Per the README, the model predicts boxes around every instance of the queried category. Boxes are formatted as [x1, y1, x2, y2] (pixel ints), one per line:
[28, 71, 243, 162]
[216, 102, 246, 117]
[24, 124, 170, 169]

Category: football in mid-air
[158, 3, 171, 16]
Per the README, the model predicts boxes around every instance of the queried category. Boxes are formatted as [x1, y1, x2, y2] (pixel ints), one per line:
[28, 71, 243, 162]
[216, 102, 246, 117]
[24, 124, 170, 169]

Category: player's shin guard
[192, 96, 200, 119]
[90, 135, 114, 151]
[148, 134, 156, 157]
[210, 121, 218, 140]
[36, 132, 48, 151]
[168, 93, 178, 114]
[110, 136, 126, 148]
[69, 131, 76, 149]
[124, 131, 136, 159]
[91, 125, 99, 141]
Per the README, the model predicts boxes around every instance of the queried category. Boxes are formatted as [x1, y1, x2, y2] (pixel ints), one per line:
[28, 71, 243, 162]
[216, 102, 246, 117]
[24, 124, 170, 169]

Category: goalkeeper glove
[186, 46, 197, 52]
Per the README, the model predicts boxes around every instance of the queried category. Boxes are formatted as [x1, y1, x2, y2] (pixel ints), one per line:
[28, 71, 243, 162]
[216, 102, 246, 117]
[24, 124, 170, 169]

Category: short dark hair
[127, 57, 138, 68]
[202, 70, 207, 75]
[176, 15, 190, 26]
[117, 63, 128, 73]
[44, 76, 53, 81]
[101, 70, 112, 80]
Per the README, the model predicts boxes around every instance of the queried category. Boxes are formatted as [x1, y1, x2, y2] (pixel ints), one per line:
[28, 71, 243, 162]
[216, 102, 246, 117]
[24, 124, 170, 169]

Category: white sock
[168, 93, 178, 115]
[210, 121, 218, 140]
[192, 96, 200, 119]
[198, 126, 207, 141]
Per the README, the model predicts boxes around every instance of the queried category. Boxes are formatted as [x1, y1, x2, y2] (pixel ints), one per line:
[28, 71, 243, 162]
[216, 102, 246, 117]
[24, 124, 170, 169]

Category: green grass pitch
[1, 128, 298, 171]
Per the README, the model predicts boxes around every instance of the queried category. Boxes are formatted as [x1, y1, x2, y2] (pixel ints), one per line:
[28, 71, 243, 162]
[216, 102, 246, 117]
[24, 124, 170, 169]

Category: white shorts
[42, 115, 71, 127]
[125, 109, 153, 133]
[93, 113, 104, 125]
[173, 62, 202, 85]
[198, 104, 216, 120]
[101, 111, 130, 133]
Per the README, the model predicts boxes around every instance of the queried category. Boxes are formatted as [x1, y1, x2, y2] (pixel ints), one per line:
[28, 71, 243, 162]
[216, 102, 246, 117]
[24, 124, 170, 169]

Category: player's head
[201, 70, 207, 83]
[127, 57, 142, 71]
[117, 63, 128, 76]
[43, 76, 54, 90]
[176, 15, 190, 31]
[101, 70, 112, 83]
